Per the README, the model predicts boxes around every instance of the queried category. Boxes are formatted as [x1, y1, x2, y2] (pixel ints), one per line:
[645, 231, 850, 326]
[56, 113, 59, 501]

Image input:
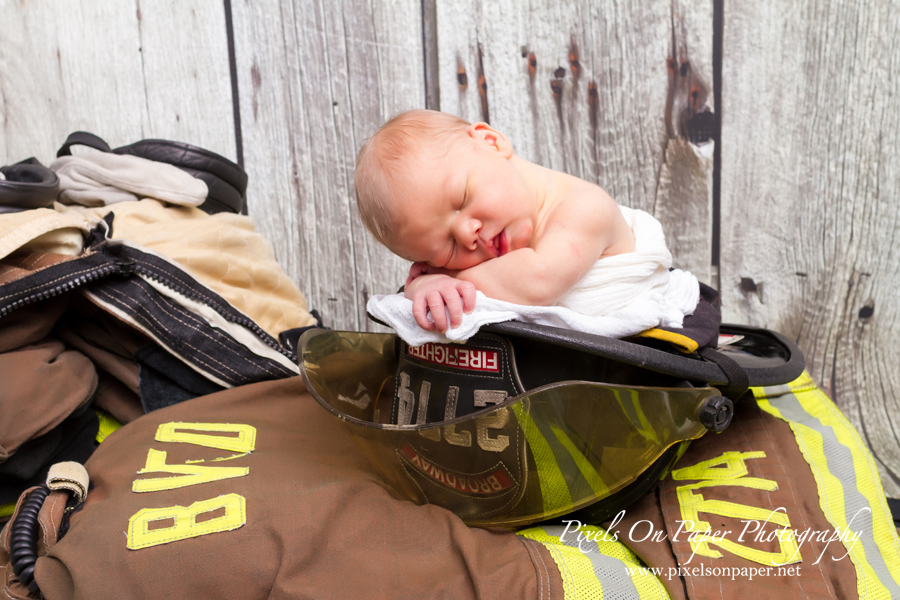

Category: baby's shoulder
[549, 179, 619, 222]
[536, 178, 631, 254]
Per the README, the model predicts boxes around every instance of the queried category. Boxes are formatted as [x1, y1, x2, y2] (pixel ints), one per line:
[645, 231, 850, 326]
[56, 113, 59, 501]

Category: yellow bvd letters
[126, 422, 255, 550]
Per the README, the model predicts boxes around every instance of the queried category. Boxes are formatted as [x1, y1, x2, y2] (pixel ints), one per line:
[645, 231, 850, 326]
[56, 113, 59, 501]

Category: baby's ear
[468, 122, 513, 158]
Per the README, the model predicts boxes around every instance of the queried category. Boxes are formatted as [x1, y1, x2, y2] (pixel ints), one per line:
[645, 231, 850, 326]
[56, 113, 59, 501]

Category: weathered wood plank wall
[0, 1, 235, 167]
[721, 2, 900, 497]
[231, 0, 421, 332]
[434, 1, 715, 284]
[1, 0, 897, 495]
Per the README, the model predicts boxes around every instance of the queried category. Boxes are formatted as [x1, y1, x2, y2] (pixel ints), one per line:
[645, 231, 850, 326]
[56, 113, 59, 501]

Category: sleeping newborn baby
[356, 109, 698, 345]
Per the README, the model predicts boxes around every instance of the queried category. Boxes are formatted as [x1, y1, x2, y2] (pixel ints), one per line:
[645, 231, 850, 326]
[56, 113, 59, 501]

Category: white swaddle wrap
[367, 206, 699, 347]
[556, 206, 689, 316]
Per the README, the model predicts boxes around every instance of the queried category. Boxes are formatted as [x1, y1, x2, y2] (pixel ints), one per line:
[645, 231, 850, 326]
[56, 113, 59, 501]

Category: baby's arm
[457, 190, 631, 305]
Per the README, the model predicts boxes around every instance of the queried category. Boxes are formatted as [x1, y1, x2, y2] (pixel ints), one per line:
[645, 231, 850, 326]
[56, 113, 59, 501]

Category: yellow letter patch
[673, 451, 802, 565]
[155, 422, 257, 454]
[133, 449, 249, 493]
[127, 494, 246, 550]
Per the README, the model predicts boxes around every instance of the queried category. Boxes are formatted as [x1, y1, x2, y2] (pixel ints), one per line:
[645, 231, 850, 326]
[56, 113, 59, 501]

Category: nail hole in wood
[740, 277, 758, 293]
[859, 304, 874, 319]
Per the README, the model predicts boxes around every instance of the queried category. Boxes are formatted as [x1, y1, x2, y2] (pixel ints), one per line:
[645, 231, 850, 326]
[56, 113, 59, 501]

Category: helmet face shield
[300, 329, 721, 527]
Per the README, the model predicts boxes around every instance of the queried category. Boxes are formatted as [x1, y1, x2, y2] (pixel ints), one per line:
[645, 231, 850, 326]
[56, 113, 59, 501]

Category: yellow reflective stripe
[614, 389, 661, 446]
[788, 380, 900, 593]
[634, 328, 699, 354]
[549, 423, 610, 498]
[511, 404, 572, 514]
[570, 524, 671, 600]
[95, 409, 123, 444]
[518, 525, 671, 600]
[754, 372, 900, 597]
[0, 502, 14, 519]
[753, 370, 819, 399]
[519, 526, 603, 600]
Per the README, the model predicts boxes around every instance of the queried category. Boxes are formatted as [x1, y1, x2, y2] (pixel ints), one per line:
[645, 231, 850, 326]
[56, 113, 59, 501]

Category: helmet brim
[300, 329, 721, 527]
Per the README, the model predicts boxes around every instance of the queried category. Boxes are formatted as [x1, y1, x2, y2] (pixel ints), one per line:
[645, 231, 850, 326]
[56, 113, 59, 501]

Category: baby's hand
[406, 261, 458, 289]
[405, 274, 476, 332]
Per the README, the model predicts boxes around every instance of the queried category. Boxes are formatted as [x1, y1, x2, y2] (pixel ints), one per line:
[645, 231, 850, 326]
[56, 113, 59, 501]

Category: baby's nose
[455, 218, 481, 250]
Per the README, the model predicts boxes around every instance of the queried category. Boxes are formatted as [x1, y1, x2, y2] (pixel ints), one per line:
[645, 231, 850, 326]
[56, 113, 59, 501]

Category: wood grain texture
[657, 2, 715, 284]
[433, 0, 715, 282]
[720, 2, 900, 496]
[0, 0, 234, 166]
[423, 0, 441, 111]
[129, 0, 236, 154]
[232, 0, 422, 331]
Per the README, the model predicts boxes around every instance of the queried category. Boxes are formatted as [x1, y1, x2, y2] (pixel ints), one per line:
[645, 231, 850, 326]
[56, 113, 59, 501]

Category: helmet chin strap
[699, 346, 750, 401]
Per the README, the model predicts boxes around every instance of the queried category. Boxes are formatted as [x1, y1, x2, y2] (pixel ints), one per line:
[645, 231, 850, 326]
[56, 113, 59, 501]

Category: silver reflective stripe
[444, 386, 459, 420]
[396, 372, 414, 425]
[415, 380, 431, 424]
[543, 524, 644, 599]
[773, 391, 900, 597]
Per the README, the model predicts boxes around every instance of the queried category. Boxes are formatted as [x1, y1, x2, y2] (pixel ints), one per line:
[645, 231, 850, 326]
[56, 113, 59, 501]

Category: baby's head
[356, 109, 531, 270]
[354, 109, 472, 250]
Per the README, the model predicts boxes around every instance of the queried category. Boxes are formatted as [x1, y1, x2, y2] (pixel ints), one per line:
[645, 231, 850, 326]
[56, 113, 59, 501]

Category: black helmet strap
[699, 346, 750, 401]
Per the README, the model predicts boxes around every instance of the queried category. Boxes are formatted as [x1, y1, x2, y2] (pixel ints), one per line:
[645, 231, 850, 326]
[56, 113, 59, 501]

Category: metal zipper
[129, 261, 297, 362]
[0, 247, 297, 363]
[0, 262, 120, 318]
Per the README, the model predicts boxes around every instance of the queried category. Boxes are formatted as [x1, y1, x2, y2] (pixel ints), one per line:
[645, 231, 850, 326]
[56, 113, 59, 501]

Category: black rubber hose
[9, 485, 50, 594]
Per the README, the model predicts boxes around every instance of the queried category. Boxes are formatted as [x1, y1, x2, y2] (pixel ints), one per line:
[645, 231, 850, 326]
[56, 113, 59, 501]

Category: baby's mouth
[492, 231, 508, 257]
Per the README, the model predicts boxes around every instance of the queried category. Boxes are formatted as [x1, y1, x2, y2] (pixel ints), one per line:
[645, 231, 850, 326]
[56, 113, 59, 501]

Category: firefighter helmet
[299, 322, 803, 527]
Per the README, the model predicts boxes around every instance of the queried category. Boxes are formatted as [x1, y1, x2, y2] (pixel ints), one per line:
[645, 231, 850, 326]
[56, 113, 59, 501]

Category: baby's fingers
[443, 291, 465, 329]
[458, 281, 477, 314]
[426, 291, 449, 332]
[412, 296, 435, 331]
